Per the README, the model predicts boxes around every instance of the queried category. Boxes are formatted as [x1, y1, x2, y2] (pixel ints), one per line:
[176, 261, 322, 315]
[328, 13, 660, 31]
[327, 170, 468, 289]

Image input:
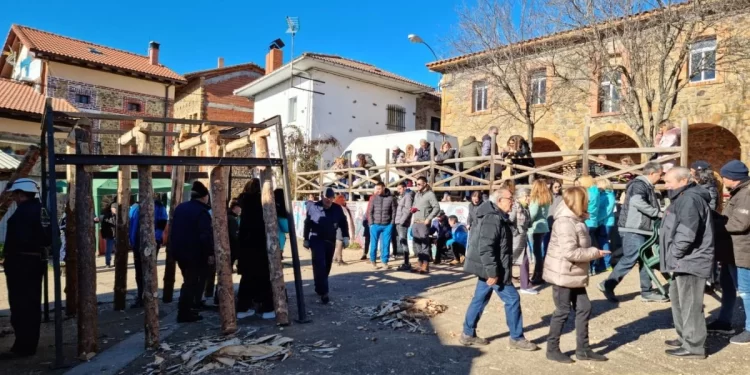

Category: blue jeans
[717, 264, 750, 331]
[369, 223, 393, 264]
[603, 232, 654, 295]
[310, 239, 335, 296]
[529, 233, 546, 281]
[588, 227, 599, 273]
[596, 225, 613, 270]
[463, 278, 525, 340]
[105, 238, 116, 266]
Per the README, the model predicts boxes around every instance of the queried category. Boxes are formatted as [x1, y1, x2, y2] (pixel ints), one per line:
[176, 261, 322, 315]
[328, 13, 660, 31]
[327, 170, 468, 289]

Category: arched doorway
[532, 137, 563, 167]
[586, 131, 642, 164]
[688, 124, 741, 170]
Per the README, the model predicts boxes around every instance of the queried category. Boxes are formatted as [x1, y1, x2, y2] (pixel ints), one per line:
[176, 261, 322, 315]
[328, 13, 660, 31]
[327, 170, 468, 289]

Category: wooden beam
[256, 135, 290, 325]
[113, 145, 131, 311]
[118, 120, 148, 146]
[224, 128, 271, 153]
[582, 124, 590, 176]
[176, 125, 214, 151]
[64, 143, 77, 317]
[0, 145, 41, 221]
[680, 118, 689, 167]
[74, 122, 98, 357]
[163, 141, 186, 304]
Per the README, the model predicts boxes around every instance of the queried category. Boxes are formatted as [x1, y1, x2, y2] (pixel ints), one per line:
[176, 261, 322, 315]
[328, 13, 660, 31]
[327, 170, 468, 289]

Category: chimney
[265, 47, 283, 75]
[149, 41, 160, 65]
[218, 57, 224, 68]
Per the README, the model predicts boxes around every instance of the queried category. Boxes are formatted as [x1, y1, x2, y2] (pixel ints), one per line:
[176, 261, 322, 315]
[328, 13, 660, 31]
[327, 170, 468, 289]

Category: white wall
[254, 68, 419, 165]
[311, 70, 417, 164]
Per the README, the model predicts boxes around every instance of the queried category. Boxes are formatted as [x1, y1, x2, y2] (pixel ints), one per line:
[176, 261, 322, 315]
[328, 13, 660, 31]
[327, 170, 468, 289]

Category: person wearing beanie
[303, 187, 350, 304]
[708, 160, 750, 345]
[168, 180, 214, 323]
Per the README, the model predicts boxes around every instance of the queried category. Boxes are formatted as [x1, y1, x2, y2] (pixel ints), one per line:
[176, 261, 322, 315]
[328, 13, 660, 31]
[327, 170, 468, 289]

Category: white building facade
[234, 52, 433, 164]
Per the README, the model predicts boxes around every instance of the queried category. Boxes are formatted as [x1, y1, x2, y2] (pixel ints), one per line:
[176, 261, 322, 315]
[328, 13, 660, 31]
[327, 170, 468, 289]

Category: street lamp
[408, 34, 438, 61]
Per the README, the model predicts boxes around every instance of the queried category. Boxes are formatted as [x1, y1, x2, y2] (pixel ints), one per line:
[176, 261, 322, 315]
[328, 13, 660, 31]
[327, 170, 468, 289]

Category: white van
[321, 130, 458, 187]
[340, 130, 458, 167]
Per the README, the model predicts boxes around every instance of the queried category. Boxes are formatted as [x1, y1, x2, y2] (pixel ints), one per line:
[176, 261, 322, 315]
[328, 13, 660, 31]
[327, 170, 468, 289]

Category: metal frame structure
[39, 100, 309, 367]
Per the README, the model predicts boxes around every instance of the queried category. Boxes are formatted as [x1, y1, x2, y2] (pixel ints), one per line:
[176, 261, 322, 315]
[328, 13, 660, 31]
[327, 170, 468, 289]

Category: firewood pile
[356, 296, 448, 334]
[144, 330, 294, 374]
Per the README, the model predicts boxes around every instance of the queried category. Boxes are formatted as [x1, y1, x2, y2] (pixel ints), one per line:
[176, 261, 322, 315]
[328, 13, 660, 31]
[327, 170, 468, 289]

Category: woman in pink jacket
[544, 186, 610, 364]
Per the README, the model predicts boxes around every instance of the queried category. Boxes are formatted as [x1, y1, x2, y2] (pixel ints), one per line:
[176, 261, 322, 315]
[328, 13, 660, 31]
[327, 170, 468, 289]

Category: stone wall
[438, 12, 750, 167]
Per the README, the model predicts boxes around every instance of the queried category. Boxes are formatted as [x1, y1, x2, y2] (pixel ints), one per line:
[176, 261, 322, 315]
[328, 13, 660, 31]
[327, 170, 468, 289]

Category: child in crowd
[431, 211, 452, 264]
[446, 215, 468, 266]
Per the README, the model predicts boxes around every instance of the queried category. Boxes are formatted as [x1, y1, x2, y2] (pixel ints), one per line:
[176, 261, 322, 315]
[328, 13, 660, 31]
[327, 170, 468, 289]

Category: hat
[691, 160, 711, 171]
[322, 187, 335, 199]
[191, 181, 209, 198]
[7, 178, 39, 194]
[720, 160, 749, 181]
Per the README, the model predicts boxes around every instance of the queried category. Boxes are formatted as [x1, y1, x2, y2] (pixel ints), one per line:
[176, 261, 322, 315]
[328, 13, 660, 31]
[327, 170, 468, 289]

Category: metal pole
[43, 99, 65, 367]
[40, 117, 50, 323]
[274, 119, 309, 323]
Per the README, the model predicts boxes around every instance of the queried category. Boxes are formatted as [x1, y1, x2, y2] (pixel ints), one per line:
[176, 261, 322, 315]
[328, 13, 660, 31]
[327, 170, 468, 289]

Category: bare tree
[277, 125, 338, 197]
[442, 0, 585, 148]
[546, 0, 750, 146]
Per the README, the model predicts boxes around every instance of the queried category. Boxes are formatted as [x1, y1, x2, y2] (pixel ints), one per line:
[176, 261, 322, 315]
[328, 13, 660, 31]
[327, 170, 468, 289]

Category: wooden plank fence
[295, 122, 688, 199]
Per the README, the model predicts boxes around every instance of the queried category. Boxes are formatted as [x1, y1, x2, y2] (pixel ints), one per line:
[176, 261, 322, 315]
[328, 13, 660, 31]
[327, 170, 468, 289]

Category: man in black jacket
[460, 188, 538, 351]
[303, 187, 350, 304]
[169, 181, 214, 323]
[0, 178, 47, 359]
[660, 167, 714, 359]
[368, 182, 396, 269]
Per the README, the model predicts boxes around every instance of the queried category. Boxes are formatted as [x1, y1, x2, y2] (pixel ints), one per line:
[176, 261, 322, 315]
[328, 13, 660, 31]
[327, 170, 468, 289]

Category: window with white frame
[690, 38, 717, 83]
[472, 80, 488, 112]
[599, 72, 622, 113]
[529, 70, 547, 105]
[288, 97, 297, 123]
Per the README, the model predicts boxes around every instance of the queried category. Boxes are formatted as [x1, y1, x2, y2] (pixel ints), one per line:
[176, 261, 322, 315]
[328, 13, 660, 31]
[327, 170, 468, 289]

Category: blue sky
[0, 0, 467, 88]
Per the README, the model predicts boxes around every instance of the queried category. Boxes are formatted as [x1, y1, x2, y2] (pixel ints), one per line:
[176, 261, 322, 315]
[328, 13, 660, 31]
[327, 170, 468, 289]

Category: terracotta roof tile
[184, 62, 264, 80]
[303, 53, 433, 90]
[11, 25, 186, 83]
[0, 77, 77, 115]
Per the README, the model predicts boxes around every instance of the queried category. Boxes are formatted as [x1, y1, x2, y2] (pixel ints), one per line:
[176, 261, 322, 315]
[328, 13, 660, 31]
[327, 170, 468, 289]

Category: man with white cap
[391, 145, 405, 164]
[303, 187, 350, 304]
[0, 178, 47, 359]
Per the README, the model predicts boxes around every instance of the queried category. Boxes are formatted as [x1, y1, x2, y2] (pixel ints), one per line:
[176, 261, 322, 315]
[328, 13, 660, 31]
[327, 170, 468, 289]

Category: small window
[690, 37, 717, 82]
[529, 70, 547, 105]
[598, 72, 622, 113]
[472, 81, 488, 112]
[76, 94, 91, 104]
[386, 105, 406, 132]
[288, 97, 297, 123]
[127, 102, 142, 112]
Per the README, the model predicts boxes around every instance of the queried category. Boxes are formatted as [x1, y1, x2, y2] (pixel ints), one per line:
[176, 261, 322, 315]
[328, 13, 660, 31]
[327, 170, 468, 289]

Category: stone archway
[585, 131, 642, 164]
[688, 123, 741, 169]
[532, 137, 563, 167]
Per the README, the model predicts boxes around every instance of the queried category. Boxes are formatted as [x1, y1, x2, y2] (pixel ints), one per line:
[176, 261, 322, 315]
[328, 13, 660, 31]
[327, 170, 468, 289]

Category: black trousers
[237, 256, 274, 313]
[396, 225, 410, 265]
[435, 237, 448, 263]
[132, 241, 161, 302]
[4, 255, 43, 354]
[451, 243, 466, 260]
[177, 259, 201, 315]
[548, 285, 591, 352]
[363, 221, 371, 256]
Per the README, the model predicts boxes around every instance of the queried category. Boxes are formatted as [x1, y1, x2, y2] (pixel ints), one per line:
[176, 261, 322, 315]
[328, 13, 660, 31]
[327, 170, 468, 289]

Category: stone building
[0, 24, 186, 159]
[174, 58, 265, 198]
[428, 9, 750, 171]
[416, 91, 441, 131]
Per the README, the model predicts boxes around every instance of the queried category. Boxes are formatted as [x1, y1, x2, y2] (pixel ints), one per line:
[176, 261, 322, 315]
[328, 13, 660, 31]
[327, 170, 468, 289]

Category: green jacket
[529, 201, 550, 234]
[459, 136, 481, 170]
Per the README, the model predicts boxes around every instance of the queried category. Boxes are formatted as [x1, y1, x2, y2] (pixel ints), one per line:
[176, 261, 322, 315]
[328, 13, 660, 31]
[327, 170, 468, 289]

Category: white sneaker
[260, 311, 276, 320]
[237, 309, 256, 319]
[520, 288, 539, 295]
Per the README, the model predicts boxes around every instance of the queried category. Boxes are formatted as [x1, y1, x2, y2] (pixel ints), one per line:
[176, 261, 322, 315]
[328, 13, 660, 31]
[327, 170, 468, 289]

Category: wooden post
[73, 121, 98, 357]
[582, 124, 590, 176]
[429, 142, 436, 186]
[256, 135, 290, 325]
[680, 118, 689, 167]
[163, 146, 185, 304]
[64, 144, 78, 317]
[489, 134, 496, 192]
[136, 133, 160, 349]
[113, 145, 131, 311]
[347, 167, 353, 202]
[384, 148, 390, 188]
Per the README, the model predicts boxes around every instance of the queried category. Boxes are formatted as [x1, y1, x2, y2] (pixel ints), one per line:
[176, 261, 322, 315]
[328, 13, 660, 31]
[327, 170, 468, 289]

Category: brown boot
[422, 261, 430, 274]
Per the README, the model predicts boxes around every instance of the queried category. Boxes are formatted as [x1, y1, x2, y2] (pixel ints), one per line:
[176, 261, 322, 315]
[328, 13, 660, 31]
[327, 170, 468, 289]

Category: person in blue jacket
[431, 211, 452, 264]
[447, 215, 468, 265]
[303, 187, 350, 305]
[596, 179, 617, 272]
[129, 192, 169, 308]
[577, 176, 600, 275]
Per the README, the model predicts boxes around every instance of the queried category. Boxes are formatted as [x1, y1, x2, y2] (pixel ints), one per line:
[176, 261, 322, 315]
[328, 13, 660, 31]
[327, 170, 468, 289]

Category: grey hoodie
[618, 175, 661, 234]
[411, 188, 440, 223]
